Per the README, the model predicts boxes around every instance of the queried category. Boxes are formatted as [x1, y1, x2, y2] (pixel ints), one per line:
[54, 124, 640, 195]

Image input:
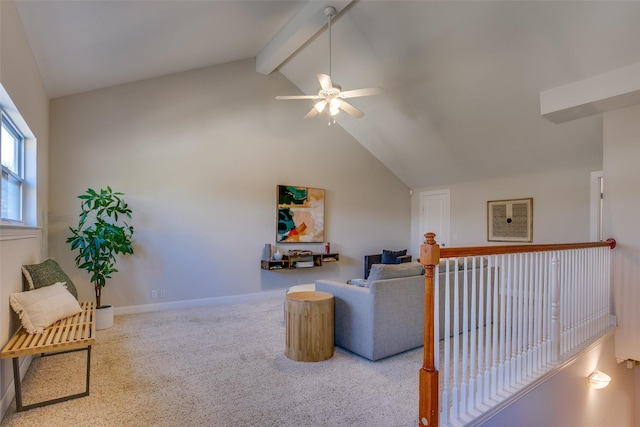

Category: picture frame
[487, 198, 533, 242]
[277, 185, 325, 243]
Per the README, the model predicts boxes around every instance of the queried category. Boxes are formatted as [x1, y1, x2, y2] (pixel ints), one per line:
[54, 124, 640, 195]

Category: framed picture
[487, 198, 533, 242]
[277, 185, 325, 243]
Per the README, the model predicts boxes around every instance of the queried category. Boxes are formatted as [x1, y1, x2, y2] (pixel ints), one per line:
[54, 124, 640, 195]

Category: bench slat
[1, 301, 96, 359]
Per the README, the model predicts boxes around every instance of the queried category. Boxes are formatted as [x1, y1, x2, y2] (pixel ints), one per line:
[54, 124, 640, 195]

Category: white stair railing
[418, 235, 615, 427]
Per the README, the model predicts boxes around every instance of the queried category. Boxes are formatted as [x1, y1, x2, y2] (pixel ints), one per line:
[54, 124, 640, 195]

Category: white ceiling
[14, 1, 640, 189]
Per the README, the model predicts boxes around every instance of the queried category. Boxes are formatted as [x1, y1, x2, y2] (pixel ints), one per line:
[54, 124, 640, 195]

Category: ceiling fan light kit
[275, 5, 381, 124]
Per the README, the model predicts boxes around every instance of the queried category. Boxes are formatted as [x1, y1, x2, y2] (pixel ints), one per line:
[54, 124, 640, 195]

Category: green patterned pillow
[22, 259, 78, 299]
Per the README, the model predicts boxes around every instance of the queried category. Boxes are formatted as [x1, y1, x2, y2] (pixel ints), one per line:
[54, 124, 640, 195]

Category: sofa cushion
[22, 259, 78, 299]
[9, 282, 83, 334]
[367, 261, 424, 282]
[381, 249, 407, 264]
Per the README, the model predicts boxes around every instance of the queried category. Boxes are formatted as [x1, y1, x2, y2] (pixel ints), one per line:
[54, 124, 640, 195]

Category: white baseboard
[1, 355, 32, 419]
[114, 289, 285, 316]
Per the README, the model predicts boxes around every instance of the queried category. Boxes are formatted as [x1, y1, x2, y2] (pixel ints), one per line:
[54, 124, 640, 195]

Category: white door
[420, 190, 450, 248]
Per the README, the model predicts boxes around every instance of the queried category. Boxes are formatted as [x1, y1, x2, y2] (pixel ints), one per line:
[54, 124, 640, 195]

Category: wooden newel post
[418, 232, 439, 427]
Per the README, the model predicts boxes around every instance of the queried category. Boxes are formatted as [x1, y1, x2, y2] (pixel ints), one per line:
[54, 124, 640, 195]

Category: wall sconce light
[587, 370, 611, 389]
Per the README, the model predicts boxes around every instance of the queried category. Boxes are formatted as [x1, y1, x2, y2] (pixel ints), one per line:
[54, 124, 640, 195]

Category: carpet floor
[1, 297, 422, 426]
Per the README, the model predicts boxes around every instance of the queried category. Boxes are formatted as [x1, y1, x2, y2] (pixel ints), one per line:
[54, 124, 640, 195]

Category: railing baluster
[476, 255, 485, 407]
[550, 256, 560, 361]
[534, 252, 543, 371]
[516, 253, 524, 384]
[469, 257, 478, 412]
[491, 255, 509, 398]
[461, 257, 470, 414]
[442, 261, 451, 424]
[452, 257, 460, 419]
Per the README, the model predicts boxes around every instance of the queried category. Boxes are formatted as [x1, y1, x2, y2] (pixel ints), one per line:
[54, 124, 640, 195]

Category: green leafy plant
[67, 187, 134, 308]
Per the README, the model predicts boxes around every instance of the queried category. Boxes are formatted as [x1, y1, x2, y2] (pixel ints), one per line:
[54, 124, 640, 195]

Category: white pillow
[9, 282, 82, 334]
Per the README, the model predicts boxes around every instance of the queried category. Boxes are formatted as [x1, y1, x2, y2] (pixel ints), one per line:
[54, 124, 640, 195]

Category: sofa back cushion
[367, 261, 424, 282]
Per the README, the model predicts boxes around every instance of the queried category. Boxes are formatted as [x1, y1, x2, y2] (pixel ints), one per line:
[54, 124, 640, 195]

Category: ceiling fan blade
[339, 101, 364, 118]
[276, 95, 318, 100]
[318, 74, 333, 91]
[340, 87, 382, 98]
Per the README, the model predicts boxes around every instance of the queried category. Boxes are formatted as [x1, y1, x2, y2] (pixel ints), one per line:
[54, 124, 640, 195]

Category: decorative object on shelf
[487, 198, 533, 242]
[273, 250, 283, 261]
[277, 185, 324, 243]
[296, 261, 315, 268]
[67, 187, 134, 330]
[262, 243, 272, 261]
[325, 242, 331, 254]
[261, 252, 339, 271]
[288, 249, 313, 256]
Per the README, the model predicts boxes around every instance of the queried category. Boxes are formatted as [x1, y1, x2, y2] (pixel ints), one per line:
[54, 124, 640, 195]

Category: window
[0, 83, 37, 230]
[1, 113, 25, 222]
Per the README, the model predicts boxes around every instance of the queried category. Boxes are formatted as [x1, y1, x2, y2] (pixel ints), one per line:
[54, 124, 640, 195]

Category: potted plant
[67, 187, 134, 329]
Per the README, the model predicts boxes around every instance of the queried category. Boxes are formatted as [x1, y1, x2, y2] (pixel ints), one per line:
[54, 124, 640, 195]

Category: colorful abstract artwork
[277, 185, 325, 243]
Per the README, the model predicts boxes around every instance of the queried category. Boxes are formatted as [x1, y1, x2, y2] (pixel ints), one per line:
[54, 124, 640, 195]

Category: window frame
[0, 82, 37, 230]
[1, 111, 26, 224]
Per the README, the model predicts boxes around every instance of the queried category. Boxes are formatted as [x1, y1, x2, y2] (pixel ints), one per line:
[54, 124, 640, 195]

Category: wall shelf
[261, 253, 339, 270]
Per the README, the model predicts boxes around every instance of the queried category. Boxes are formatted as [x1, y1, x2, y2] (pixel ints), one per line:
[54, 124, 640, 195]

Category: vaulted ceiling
[14, 1, 640, 189]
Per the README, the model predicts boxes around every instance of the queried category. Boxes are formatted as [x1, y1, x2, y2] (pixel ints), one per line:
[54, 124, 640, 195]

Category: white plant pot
[95, 305, 114, 330]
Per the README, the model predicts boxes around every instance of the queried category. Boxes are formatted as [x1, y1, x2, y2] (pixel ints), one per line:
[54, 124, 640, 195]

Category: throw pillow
[367, 262, 424, 281]
[9, 282, 83, 334]
[22, 259, 78, 299]
[381, 249, 408, 264]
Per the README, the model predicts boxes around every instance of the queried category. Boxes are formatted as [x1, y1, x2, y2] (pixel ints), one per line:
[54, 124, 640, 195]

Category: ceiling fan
[275, 6, 381, 123]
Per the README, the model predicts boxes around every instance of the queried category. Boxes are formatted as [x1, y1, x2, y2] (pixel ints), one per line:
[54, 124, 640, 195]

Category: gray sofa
[316, 260, 494, 361]
[316, 262, 426, 361]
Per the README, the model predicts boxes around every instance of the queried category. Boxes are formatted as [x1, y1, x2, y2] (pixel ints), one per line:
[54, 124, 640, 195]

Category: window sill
[0, 225, 41, 241]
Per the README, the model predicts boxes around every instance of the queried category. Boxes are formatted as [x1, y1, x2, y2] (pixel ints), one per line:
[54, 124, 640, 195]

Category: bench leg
[12, 345, 92, 412]
[11, 357, 23, 412]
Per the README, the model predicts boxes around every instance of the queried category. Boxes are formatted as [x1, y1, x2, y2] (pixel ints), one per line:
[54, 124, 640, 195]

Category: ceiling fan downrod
[325, 6, 336, 79]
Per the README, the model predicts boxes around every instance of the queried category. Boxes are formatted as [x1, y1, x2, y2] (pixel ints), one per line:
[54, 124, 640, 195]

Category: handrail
[440, 238, 616, 258]
[418, 233, 616, 427]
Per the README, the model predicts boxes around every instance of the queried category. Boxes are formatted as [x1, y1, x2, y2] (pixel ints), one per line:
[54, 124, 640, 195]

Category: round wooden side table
[285, 291, 334, 362]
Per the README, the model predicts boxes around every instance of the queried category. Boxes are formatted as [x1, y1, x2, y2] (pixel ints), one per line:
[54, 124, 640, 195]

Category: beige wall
[603, 104, 640, 365]
[48, 58, 411, 310]
[410, 165, 598, 255]
[0, 0, 49, 416]
[601, 105, 640, 427]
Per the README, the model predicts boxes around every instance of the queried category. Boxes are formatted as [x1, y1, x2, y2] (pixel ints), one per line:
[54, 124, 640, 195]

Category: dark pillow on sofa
[381, 249, 407, 264]
[22, 259, 78, 299]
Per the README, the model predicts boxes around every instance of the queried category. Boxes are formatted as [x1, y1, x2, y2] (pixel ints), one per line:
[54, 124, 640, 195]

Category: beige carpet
[1, 297, 421, 426]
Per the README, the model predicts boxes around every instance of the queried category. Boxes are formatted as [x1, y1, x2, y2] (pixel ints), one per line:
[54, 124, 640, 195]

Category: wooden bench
[1, 301, 96, 412]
